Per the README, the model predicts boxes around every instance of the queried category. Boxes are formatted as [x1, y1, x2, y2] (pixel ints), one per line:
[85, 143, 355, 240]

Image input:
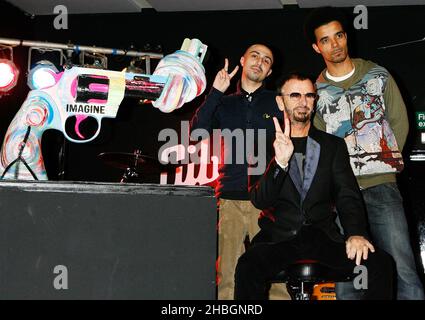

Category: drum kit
[98, 149, 178, 183]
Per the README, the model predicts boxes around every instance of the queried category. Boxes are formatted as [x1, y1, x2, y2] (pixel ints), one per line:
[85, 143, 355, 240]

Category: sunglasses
[282, 92, 317, 100]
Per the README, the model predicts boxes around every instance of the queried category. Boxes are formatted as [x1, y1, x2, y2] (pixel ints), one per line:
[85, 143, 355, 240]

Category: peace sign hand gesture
[212, 58, 239, 93]
[273, 96, 294, 167]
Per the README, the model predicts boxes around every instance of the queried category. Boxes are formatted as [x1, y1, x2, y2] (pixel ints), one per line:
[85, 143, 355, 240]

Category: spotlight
[27, 60, 59, 90]
[0, 45, 19, 94]
[0, 58, 19, 93]
[79, 52, 108, 69]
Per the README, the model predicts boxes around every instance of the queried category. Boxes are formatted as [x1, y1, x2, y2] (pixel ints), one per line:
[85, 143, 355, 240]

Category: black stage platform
[0, 181, 217, 299]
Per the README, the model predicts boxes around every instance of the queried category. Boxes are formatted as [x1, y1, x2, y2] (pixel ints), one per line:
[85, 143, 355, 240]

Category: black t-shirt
[292, 137, 307, 180]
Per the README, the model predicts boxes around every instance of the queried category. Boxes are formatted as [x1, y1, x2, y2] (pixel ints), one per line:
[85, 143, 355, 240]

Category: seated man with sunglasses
[234, 72, 394, 300]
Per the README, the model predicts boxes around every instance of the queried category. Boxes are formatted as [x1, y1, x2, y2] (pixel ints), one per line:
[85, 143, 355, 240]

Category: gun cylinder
[76, 75, 109, 103]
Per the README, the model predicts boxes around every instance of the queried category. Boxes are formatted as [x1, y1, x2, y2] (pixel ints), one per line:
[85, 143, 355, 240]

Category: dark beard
[294, 113, 310, 123]
[331, 50, 348, 63]
[247, 72, 263, 83]
[332, 56, 347, 63]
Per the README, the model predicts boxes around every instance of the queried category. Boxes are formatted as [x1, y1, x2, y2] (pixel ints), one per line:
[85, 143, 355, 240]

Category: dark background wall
[0, 2, 424, 276]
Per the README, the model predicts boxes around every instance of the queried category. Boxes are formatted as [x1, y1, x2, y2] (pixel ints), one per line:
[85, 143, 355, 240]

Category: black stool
[270, 259, 352, 300]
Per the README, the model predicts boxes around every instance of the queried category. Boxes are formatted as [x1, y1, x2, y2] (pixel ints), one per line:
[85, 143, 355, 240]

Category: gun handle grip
[0, 95, 55, 180]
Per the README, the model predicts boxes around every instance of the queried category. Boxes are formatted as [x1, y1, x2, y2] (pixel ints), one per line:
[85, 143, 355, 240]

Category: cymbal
[98, 152, 178, 172]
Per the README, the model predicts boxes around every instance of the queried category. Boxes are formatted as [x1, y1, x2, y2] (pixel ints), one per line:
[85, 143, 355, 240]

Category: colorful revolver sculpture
[0, 38, 207, 180]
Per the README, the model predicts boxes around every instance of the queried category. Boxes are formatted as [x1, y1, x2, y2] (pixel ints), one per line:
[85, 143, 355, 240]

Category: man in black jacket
[234, 73, 393, 300]
[190, 44, 287, 299]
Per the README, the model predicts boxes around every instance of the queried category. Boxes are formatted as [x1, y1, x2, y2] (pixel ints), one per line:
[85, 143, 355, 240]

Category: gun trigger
[75, 114, 88, 139]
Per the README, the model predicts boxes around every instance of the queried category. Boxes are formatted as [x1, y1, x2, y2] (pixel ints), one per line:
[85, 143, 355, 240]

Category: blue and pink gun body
[0, 38, 207, 180]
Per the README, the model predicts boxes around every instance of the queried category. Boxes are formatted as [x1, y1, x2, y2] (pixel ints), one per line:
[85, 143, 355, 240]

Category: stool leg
[297, 282, 312, 300]
[287, 281, 315, 300]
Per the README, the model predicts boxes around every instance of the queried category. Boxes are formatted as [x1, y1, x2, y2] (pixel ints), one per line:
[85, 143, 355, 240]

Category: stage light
[0, 58, 19, 93]
[27, 60, 59, 90]
[79, 52, 108, 69]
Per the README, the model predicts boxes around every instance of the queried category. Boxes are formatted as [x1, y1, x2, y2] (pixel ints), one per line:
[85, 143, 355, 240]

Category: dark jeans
[234, 226, 393, 300]
[336, 183, 424, 300]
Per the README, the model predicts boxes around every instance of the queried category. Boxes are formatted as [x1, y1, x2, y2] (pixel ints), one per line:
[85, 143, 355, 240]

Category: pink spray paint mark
[71, 77, 77, 98]
[89, 83, 109, 93]
[88, 99, 107, 104]
[54, 71, 64, 83]
[91, 75, 108, 80]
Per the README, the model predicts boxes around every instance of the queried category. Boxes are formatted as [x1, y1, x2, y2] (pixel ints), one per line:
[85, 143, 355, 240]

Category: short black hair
[276, 72, 314, 93]
[243, 42, 276, 65]
[303, 6, 349, 45]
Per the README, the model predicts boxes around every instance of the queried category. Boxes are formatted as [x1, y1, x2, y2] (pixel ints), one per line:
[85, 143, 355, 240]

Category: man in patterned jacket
[304, 6, 424, 299]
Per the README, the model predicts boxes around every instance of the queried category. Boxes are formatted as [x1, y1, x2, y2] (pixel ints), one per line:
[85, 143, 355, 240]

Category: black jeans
[234, 226, 394, 300]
